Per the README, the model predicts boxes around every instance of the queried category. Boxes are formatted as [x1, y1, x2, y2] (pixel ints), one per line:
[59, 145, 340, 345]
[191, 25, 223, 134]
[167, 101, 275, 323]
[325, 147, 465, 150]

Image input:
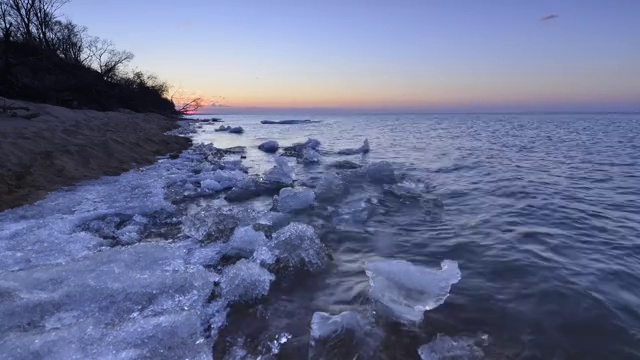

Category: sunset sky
[63, 1, 639, 113]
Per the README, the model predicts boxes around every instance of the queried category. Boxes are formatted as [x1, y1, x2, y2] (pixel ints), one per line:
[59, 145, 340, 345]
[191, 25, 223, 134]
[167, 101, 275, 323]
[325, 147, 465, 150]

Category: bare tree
[175, 97, 204, 114]
[51, 19, 86, 64]
[85, 36, 133, 80]
[32, 0, 69, 49]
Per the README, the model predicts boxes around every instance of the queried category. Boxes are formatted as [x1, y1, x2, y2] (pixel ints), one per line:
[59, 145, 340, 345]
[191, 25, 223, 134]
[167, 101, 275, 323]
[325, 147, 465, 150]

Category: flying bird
[540, 14, 559, 22]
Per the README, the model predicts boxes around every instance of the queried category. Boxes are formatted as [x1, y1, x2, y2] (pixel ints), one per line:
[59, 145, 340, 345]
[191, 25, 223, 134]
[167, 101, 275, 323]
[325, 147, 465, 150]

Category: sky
[62, 1, 640, 113]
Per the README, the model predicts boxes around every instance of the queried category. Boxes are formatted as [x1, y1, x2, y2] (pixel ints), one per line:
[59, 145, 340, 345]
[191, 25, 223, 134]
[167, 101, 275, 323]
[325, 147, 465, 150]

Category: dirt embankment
[0, 97, 191, 211]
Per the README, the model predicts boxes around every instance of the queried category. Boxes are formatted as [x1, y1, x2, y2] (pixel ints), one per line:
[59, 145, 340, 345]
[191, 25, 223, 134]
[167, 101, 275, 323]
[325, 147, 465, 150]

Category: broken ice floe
[418, 334, 488, 360]
[337, 138, 370, 155]
[254, 222, 329, 272]
[273, 187, 316, 213]
[365, 259, 461, 322]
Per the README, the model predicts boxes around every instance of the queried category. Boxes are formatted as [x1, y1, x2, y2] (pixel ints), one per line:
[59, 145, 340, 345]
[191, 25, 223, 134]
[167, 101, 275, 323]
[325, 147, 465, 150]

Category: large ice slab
[0, 243, 215, 360]
[365, 259, 461, 322]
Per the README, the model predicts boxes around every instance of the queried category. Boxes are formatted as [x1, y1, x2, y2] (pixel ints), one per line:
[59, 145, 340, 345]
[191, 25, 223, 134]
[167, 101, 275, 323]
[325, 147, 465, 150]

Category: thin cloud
[540, 14, 559, 22]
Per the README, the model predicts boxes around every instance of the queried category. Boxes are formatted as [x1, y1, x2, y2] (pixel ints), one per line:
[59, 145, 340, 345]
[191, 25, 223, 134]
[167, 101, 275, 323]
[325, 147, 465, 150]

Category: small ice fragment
[258, 140, 280, 153]
[337, 138, 370, 155]
[218, 259, 275, 304]
[226, 226, 267, 258]
[365, 161, 397, 184]
[213, 170, 249, 189]
[314, 172, 348, 202]
[365, 259, 461, 322]
[309, 311, 377, 360]
[262, 222, 328, 272]
[310, 311, 365, 345]
[418, 334, 486, 360]
[201, 179, 223, 192]
[302, 147, 321, 165]
[274, 187, 315, 213]
[228, 126, 244, 134]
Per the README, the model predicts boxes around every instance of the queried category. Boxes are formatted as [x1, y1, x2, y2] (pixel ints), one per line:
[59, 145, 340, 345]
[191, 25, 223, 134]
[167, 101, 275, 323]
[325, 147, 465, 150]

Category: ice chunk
[383, 180, 428, 198]
[315, 172, 348, 202]
[309, 311, 379, 360]
[304, 138, 321, 149]
[225, 177, 264, 202]
[327, 160, 362, 169]
[333, 198, 376, 230]
[302, 147, 321, 165]
[310, 311, 365, 344]
[274, 187, 315, 213]
[253, 211, 291, 237]
[418, 334, 487, 360]
[218, 259, 275, 304]
[262, 222, 328, 272]
[262, 157, 294, 187]
[215, 125, 231, 132]
[226, 226, 267, 258]
[213, 170, 249, 189]
[187, 243, 225, 267]
[337, 138, 370, 155]
[366, 161, 397, 184]
[201, 179, 223, 192]
[0, 243, 215, 360]
[365, 259, 461, 322]
[258, 140, 280, 153]
[182, 205, 258, 243]
[228, 126, 244, 134]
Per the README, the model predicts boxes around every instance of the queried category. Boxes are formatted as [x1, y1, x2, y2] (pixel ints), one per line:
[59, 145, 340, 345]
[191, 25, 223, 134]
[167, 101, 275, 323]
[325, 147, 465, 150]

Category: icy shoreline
[0, 120, 467, 359]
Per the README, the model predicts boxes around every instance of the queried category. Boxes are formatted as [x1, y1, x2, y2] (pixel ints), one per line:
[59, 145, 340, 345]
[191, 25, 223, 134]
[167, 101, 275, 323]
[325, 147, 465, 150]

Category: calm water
[192, 113, 640, 359]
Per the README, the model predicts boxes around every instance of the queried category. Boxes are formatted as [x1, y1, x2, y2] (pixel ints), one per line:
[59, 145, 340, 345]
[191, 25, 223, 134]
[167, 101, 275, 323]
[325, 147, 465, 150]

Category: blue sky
[63, 1, 640, 112]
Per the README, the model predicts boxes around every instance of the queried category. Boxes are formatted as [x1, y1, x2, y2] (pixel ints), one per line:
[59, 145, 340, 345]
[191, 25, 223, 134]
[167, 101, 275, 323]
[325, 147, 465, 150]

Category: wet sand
[0, 97, 191, 211]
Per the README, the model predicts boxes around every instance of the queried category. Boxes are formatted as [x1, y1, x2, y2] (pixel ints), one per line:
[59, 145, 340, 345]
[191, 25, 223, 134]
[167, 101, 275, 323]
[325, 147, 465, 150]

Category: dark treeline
[0, 0, 178, 113]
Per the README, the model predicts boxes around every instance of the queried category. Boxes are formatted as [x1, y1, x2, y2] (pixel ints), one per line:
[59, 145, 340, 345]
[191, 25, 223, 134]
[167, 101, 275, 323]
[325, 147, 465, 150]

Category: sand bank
[0, 97, 190, 211]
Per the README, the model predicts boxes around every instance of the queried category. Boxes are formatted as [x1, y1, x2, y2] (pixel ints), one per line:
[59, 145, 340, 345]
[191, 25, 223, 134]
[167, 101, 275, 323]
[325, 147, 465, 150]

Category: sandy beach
[0, 97, 191, 211]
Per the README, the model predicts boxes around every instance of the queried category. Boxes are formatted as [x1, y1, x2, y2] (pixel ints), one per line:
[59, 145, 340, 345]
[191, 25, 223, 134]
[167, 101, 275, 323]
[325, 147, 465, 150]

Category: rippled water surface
[194, 113, 640, 359]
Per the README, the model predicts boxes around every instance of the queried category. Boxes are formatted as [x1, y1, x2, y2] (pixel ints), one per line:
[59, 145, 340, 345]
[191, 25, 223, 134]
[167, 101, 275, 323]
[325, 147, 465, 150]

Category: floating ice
[258, 140, 280, 153]
[418, 334, 487, 360]
[327, 160, 362, 169]
[310, 311, 365, 344]
[253, 211, 291, 237]
[309, 311, 379, 360]
[259, 222, 328, 271]
[365, 259, 461, 322]
[337, 138, 370, 155]
[333, 198, 376, 229]
[302, 147, 321, 165]
[262, 156, 294, 187]
[228, 126, 244, 134]
[366, 161, 397, 184]
[217, 259, 275, 304]
[213, 170, 249, 189]
[273, 187, 316, 213]
[304, 138, 321, 149]
[0, 243, 215, 360]
[315, 172, 348, 202]
[215, 125, 231, 132]
[383, 180, 428, 198]
[225, 177, 264, 202]
[226, 226, 268, 258]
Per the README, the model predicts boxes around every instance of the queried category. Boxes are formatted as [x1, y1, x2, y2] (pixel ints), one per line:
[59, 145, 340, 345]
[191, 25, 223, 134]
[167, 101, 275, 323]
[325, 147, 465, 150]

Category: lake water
[1, 113, 639, 359]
